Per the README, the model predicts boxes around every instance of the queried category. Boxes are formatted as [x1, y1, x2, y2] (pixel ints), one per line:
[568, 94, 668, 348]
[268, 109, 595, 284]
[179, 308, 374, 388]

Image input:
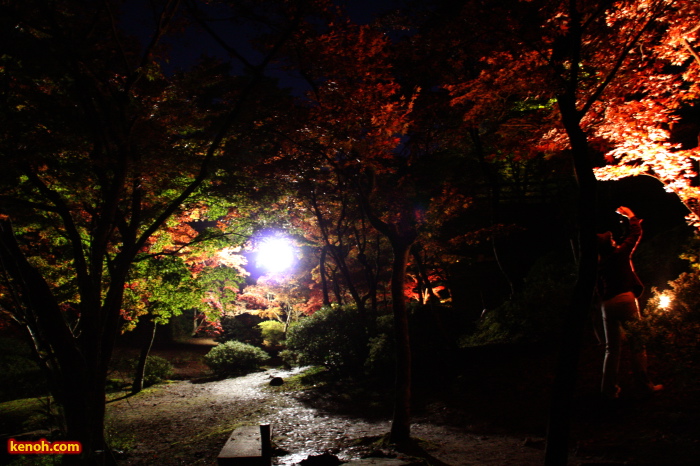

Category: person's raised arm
[616, 206, 642, 253]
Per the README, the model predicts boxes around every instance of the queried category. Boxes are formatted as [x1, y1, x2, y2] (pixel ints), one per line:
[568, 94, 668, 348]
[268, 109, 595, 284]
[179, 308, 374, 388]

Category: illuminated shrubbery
[131, 355, 174, 387]
[204, 341, 270, 378]
[636, 237, 700, 383]
[258, 320, 286, 346]
[217, 314, 264, 346]
[283, 305, 368, 373]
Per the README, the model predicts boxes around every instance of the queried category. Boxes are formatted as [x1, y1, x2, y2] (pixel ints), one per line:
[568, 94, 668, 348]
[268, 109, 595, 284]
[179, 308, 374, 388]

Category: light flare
[256, 237, 295, 273]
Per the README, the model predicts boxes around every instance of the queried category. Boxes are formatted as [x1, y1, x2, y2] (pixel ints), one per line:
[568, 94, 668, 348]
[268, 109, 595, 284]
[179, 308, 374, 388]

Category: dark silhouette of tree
[0, 0, 303, 461]
[435, 0, 690, 463]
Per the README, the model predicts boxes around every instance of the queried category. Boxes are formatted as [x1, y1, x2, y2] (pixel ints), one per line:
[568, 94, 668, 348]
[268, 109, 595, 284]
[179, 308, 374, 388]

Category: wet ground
[104, 339, 700, 466]
[106, 366, 548, 465]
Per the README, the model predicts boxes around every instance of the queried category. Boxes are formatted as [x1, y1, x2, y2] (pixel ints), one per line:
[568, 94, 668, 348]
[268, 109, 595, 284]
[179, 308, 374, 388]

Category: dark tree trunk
[60, 369, 111, 465]
[0, 220, 126, 465]
[331, 269, 344, 304]
[329, 244, 367, 318]
[411, 247, 437, 303]
[357, 171, 418, 444]
[310, 191, 366, 315]
[320, 246, 331, 306]
[545, 96, 599, 466]
[388, 236, 413, 444]
[132, 319, 158, 395]
[356, 230, 381, 318]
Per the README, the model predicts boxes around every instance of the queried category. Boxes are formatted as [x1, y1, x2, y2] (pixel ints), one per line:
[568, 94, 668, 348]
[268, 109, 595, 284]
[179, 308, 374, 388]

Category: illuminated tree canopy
[1, 0, 700, 463]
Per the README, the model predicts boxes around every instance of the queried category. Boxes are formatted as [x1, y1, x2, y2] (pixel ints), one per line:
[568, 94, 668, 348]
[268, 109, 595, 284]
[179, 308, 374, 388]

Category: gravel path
[106, 367, 547, 465]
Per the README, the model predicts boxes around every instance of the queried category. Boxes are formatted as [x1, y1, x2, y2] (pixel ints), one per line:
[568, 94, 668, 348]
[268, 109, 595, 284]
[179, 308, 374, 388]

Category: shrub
[258, 320, 286, 346]
[462, 250, 576, 346]
[284, 305, 368, 373]
[136, 355, 174, 387]
[365, 332, 394, 377]
[0, 337, 47, 401]
[108, 355, 174, 389]
[278, 348, 302, 368]
[217, 314, 263, 346]
[634, 238, 700, 385]
[204, 340, 270, 377]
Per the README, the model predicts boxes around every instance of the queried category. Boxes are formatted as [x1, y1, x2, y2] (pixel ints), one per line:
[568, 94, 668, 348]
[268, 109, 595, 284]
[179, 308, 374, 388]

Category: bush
[635, 238, 700, 385]
[258, 320, 286, 346]
[136, 355, 174, 387]
[365, 332, 394, 377]
[0, 337, 47, 401]
[204, 340, 270, 377]
[217, 314, 263, 346]
[462, 250, 576, 346]
[284, 305, 368, 373]
[278, 348, 302, 368]
[108, 355, 174, 389]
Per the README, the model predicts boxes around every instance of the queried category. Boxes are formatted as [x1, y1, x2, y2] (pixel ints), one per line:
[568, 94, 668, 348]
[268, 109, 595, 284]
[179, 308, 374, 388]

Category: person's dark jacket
[598, 216, 644, 301]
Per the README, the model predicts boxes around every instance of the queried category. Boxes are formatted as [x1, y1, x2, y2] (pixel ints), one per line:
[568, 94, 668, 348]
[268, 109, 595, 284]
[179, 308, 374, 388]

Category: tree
[123, 255, 203, 394]
[122, 213, 250, 394]
[439, 0, 693, 463]
[589, 1, 700, 226]
[0, 0, 300, 460]
[273, 17, 423, 442]
[290, 173, 391, 316]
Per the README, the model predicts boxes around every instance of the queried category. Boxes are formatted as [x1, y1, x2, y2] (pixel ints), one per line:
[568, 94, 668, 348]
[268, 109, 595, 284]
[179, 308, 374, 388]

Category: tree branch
[580, 0, 668, 117]
[132, 11, 300, 255]
[21, 167, 92, 298]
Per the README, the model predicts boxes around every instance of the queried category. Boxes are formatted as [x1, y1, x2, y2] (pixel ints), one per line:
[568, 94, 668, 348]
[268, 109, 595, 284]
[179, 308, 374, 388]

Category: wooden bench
[218, 424, 272, 466]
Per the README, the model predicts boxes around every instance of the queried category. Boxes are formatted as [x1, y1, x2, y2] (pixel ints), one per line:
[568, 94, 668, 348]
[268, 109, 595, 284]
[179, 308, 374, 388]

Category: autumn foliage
[3, 0, 700, 462]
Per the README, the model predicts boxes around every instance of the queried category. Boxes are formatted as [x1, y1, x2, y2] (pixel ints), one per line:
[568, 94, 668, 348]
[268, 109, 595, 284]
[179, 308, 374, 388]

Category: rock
[269, 377, 284, 386]
[300, 452, 343, 465]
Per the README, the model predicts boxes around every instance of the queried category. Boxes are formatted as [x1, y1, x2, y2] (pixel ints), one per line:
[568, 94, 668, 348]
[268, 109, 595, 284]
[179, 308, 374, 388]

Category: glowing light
[659, 293, 672, 310]
[256, 237, 295, 273]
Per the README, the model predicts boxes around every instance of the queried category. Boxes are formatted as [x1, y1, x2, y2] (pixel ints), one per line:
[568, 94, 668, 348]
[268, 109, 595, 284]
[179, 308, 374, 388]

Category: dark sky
[343, 0, 400, 23]
[121, 0, 401, 79]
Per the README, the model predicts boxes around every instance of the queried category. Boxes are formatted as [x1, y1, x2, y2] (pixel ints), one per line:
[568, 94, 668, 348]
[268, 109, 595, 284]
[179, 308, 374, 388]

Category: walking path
[106, 367, 546, 465]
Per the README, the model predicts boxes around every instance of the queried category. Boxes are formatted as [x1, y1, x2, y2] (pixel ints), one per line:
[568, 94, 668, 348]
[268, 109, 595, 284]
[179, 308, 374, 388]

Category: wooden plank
[217, 425, 271, 466]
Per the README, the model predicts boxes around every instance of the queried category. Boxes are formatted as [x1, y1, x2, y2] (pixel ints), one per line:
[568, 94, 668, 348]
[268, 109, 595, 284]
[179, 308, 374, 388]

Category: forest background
[2, 0, 700, 464]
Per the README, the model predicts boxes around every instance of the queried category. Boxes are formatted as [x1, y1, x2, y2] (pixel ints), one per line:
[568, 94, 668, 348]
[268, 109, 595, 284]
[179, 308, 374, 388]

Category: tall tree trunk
[544, 99, 599, 466]
[0, 221, 112, 463]
[357, 173, 418, 444]
[331, 269, 344, 304]
[411, 247, 437, 303]
[356, 233, 381, 318]
[0, 220, 133, 464]
[132, 319, 158, 395]
[60, 368, 112, 465]
[320, 246, 331, 306]
[310, 192, 366, 315]
[388, 236, 413, 444]
[329, 244, 367, 318]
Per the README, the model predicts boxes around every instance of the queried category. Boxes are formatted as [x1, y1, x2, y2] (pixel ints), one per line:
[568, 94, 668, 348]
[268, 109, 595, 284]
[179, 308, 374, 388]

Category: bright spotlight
[256, 237, 295, 273]
[659, 293, 672, 310]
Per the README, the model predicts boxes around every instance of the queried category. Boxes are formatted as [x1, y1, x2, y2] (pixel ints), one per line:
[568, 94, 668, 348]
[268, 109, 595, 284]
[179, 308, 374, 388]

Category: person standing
[596, 206, 663, 399]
